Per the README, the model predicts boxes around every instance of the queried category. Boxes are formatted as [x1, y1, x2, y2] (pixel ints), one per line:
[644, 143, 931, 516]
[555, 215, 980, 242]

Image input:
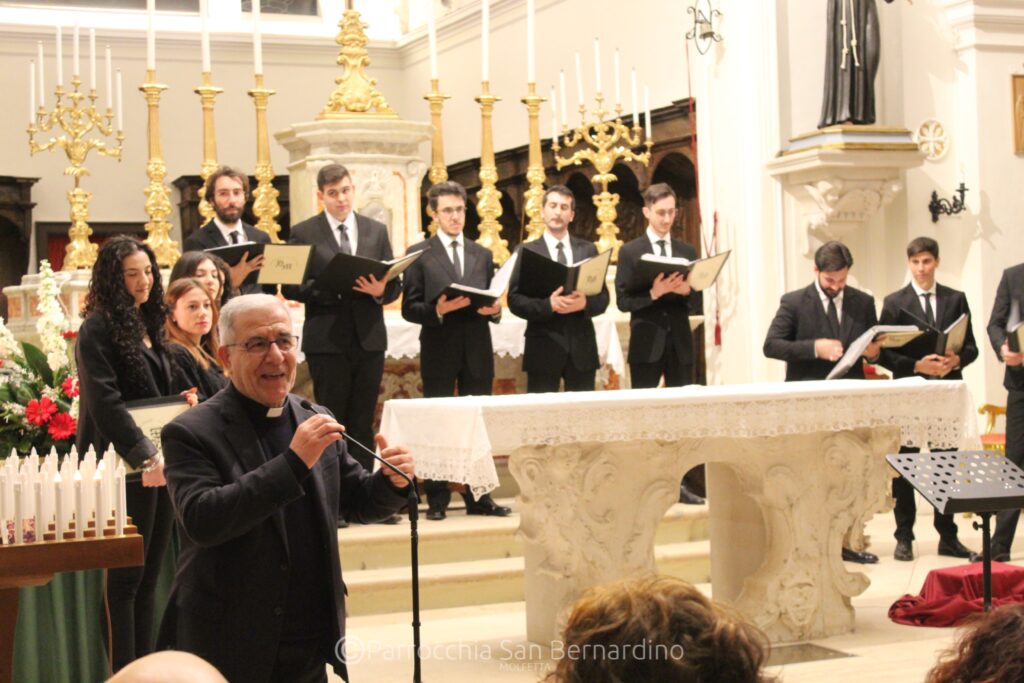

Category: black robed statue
[819, 0, 898, 128]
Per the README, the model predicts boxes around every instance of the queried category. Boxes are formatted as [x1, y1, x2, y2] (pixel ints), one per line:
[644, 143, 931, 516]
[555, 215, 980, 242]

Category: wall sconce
[928, 183, 968, 222]
[686, 0, 722, 55]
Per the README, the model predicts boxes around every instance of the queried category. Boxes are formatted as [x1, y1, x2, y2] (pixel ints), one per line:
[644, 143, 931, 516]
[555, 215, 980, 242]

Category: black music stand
[887, 449, 1024, 611]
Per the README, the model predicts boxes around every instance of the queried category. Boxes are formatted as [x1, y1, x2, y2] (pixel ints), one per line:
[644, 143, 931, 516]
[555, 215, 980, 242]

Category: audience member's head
[170, 251, 232, 307]
[165, 277, 221, 369]
[925, 604, 1024, 683]
[548, 575, 774, 683]
[106, 650, 227, 683]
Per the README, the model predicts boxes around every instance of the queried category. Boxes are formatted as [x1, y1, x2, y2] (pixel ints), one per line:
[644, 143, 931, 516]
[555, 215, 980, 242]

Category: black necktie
[230, 231, 240, 245]
[337, 224, 352, 255]
[556, 242, 567, 265]
[450, 239, 462, 281]
[922, 292, 935, 327]
[826, 296, 841, 338]
[657, 239, 667, 257]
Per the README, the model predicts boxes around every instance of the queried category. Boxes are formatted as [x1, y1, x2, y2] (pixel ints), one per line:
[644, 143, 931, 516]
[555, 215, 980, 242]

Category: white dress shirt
[646, 227, 672, 258]
[542, 231, 573, 265]
[326, 211, 359, 254]
[442, 232, 465, 273]
[814, 279, 844, 324]
[214, 217, 245, 245]
[910, 280, 938, 322]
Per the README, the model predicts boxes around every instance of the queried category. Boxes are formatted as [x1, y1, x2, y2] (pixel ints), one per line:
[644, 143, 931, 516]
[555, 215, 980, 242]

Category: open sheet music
[826, 325, 922, 380]
[516, 248, 611, 298]
[636, 250, 731, 291]
[437, 252, 518, 308]
[313, 251, 422, 295]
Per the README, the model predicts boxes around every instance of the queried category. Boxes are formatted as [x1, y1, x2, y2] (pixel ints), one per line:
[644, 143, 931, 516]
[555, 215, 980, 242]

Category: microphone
[298, 399, 416, 493]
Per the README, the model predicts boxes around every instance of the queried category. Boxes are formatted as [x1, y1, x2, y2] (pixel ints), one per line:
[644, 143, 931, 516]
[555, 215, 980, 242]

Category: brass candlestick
[248, 74, 282, 243]
[423, 78, 450, 236]
[552, 94, 653, 261]
[194, 71, 223, 223]
[318, 9, 397, 119]
[27, 75, 124, 270]
[474, 80, 509, 265]
[140, 69, 180, 267]
[521, 82, 547, 243]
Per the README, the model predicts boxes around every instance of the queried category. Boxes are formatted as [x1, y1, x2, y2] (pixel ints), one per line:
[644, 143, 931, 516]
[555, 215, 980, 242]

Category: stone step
[339, 501, 709, 571]
[344, 539, 711, 617]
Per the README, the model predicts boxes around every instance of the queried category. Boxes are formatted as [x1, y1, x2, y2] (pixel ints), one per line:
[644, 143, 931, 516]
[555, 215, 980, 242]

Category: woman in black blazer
[164, 278, 228, 401]
[75, 236, 178, 672]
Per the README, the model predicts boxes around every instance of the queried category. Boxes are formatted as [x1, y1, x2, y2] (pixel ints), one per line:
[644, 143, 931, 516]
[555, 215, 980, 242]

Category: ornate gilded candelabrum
[423, 78, 450, 236]
[520, 82, 547, 243]
[248, 73, 282, 243]
[552, 94, 653, 261]
[140, 69, 180, 266]
[27, 75, 124, 270]
[194, 71, 223, 223]
[475, 80, 509, 265]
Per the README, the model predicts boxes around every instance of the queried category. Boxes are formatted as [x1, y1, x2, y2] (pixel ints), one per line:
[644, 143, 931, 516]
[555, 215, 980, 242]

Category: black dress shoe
[937, 538, 976, 559]
[842, 547, 879, 564]
[894, 539, 914, 561]
[374, 513, 402, 525]
[679, 484, 706, 505]
[337, 517, 349, 529]
[465, 494, 511, 517]
[971, 547, 1011, 563]
[426, 508, 447, 521]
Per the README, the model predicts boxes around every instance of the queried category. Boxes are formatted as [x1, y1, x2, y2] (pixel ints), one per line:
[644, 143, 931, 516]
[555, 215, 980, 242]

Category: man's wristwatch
[141, 454, 163, 473]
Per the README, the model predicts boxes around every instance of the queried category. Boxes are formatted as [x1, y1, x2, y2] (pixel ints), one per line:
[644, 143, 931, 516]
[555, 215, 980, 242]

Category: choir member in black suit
[763, 241, 882, 564]
[507, 185, 610, 393]
[986, 261, 1024, 562]
[878, 237, 978, 562]
[75, 236, 179, 671]
[181, 166, 268, 295]
[401, 181, 511, 520]
[165, 278, 228, 402]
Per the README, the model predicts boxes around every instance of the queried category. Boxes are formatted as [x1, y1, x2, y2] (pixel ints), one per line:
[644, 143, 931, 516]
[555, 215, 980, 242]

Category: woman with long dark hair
[75, 235, 177, 672]
[169, 251, 234, 309]
[164, 278, 227, 401]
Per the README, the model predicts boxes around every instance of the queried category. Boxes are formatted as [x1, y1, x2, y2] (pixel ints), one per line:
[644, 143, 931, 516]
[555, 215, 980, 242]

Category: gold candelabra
[521, 82, 547, 243]
[248, 74, 282, 243]
[27, 75, 124, 270]
[194, 71, 223, 224]
[319, 9, 397, 119]
[475, 81, 509, 265]
[140, 69, 180, 266]
[552, 94, 653, 261]
[423, 78, 450, 236]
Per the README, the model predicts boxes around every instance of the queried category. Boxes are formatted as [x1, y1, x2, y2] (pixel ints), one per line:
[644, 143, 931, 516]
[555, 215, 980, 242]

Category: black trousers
[105, 480, 174, 672]
[306, 346, 385, 473]
[269, 637, 330, 683]
[422, 368, 493, 510]
[526, 363, 595, 394]
[892, 446, 960, 543]
[993, 389, 1024, 553]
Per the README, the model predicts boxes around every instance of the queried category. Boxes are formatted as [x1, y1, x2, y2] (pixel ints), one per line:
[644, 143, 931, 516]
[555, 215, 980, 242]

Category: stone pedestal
[275, 119, 432, 253]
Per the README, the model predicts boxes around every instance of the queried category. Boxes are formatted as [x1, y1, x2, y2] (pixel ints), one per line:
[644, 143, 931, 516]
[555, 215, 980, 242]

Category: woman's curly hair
[82, 236, 168, 390]
[926, 604, 1024, 683]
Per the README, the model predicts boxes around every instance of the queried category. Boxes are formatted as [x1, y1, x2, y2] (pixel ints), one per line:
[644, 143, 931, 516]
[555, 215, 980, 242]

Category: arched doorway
[651, 152, 699, 248]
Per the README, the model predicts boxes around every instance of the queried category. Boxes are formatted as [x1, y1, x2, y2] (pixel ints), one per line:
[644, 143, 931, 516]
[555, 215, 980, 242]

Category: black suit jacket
[878, 282, 979, 380]
[75, 314, 178, 468]
[282, 212, 401, 354]
[615, 235, 703, 365]
[507, 236, 610, 374]
[987, 263, 1024, 391]
[158, 389, 406, 683]
[401, 235, 496, 381]
[182, 220, 271, 295]
[763, 282, 878, 381]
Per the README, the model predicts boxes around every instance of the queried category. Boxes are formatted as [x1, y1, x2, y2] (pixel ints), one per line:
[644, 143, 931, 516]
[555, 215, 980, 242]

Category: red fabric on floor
[889, 562, 1024, 627]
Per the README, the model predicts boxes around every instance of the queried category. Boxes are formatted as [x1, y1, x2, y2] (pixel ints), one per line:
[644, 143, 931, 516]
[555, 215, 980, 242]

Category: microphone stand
[300, 401, 423, 682]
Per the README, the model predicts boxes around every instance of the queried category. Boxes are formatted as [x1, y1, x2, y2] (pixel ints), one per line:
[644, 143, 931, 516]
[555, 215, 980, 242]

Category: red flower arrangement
[47, 412, 76, 440]
[25, 397, 58, 426]
[62, 376, 79, 399]
[61, 330, 78, 340]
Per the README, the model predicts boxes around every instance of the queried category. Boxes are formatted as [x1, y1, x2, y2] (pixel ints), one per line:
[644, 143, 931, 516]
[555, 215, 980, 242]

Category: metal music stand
[887, 449, 1024, 611]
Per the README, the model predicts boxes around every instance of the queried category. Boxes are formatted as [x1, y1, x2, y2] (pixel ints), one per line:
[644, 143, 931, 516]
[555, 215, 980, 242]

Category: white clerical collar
[911, 280, 937, 298]
[266, 405, 284, 418]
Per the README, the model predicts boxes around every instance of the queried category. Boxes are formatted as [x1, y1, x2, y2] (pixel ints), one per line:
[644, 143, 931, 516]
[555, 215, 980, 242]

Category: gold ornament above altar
[318, 9, 397, 120]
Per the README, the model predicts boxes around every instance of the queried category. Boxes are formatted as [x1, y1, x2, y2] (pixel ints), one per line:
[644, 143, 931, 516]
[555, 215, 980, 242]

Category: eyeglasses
[437, 206, 466, 216]
[225, 334, 299, 355]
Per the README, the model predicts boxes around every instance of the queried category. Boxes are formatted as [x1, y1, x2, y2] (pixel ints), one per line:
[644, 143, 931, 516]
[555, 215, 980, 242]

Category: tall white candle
[644, 85, 651, 138]
[54, 473, 64, 537]
[37, 42, 45, 106]
[146, 0, 156, 71]
[558, 69, 567, 127]
[426, 0, 438, 81]
[481, 0, 489, 82]
[574, 52, 584, 107]
[114, 465, 126, 535]
[73, 24, 80, 78]
[200, 0, 211, 73]
[29, 61, 35, 124]
[74, 474, 83, 539]
[526, 0, 535, 84]
[105, 46, 112, 110]
[32, 480, 41, 542]
[116, 69, 123, 130]
[593, 38, 601, 94]
[93, 472, 102, 532]
[613, 49, 621, 106]
[56, 26, 63, 87]
[252, 0, 263, 76]
[89, 28, 96, 90]
[13, 481, 22, 545]
[631, 68, 638, 126]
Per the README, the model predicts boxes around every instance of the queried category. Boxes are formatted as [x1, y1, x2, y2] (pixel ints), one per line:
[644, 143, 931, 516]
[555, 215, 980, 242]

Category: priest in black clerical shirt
[158, 294, 414, 683]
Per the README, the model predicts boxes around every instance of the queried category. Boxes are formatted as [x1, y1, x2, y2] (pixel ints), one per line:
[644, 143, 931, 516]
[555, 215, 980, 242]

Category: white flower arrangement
[34, 260, 72, 373]
[0, 317, 24, 363]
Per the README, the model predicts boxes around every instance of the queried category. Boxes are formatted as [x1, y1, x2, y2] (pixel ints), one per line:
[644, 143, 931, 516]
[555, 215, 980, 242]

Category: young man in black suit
[282, 164, 402, 526]
[507, 185, 610, 393]
[181, 166, 268, 294]
[878, 237, 979, 562]
[763, 240, 882, 564]
[986, 261, 1024, 562]
[615, 182, 705, 504]
[401, 181, 510, 520]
